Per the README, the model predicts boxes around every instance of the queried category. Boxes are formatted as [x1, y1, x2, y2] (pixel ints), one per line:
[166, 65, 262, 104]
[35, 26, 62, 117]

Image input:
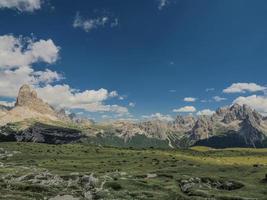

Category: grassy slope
[0, 143, 267, 199]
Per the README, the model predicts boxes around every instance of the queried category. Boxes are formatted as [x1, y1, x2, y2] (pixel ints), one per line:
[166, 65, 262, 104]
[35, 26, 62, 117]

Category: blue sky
[0, 0, 267, 121]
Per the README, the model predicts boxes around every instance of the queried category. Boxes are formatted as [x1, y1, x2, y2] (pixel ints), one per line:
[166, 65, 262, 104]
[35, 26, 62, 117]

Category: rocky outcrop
[15, 84, 56, 116]
[238, 114, 266, 147]
[170, 115, 196, 132]
[0, 85, 60, 126]
[0, 123, 82, 144]
[69, 113, 94, 126]
[189, 116, 213, 140]
[0, 170, 106, 200]
[179, 177, 244, 198]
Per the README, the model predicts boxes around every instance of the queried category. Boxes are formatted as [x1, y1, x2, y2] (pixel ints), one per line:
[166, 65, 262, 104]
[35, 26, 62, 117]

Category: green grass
[0, 142, 267, 199]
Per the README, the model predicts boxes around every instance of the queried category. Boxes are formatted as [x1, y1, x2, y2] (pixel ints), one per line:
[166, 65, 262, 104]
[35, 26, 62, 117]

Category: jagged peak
[230, 103, 252, 113]
[15, 84, 37, 107]
[14, 84, 56, 116]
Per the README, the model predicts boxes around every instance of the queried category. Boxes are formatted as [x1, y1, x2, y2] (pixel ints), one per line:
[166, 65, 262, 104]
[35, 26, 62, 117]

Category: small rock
[84, 191, 93, 200]
[81, 174, 99, 189]
[147, 173, 157, 179]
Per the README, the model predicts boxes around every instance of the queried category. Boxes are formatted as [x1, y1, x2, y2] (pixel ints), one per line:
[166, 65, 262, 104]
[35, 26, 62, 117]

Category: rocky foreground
[0, 85, 267, 148]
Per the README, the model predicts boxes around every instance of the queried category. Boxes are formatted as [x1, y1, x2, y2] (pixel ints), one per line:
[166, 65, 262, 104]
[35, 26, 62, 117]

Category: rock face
[15, 84, 56, 116]
[189, 116, 213, 140]
[0, 123, 82, 144]
[170, 116, 196, 132]
[192, 104, 267, 148]
[0, 85, 60, 126]
[56, 109, 94, 126]
[68, 113, 94, 126]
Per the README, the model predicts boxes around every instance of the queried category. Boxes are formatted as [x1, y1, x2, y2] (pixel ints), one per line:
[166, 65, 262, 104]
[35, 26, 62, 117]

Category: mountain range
[1, 85, 267, 148]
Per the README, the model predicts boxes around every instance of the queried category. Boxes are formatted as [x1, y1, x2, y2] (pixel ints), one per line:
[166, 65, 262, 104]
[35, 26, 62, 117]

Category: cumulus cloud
[142, 113, 173, 121]
[0, 0, 41, 12]
[184, 97, 197, 102]
[223, 83, 266, 94]
[33, 69, 63, 84]
[73, 12, 119, 33]
[173, 106, 196, 113]
[109, 91, 118, 98]
[196, 109, 215, 116]
[233, 95, 267, 116]
[0, 67, 62, 98]
[0, 34, 128, 115]
[36, 84, 128, 114]
[0, 35, 59, 69]
[0, 35, 61, 98]
[213, 96, 227, 102]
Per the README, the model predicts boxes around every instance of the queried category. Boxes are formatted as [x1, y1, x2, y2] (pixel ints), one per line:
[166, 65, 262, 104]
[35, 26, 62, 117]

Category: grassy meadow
[0, 143, 267, 200]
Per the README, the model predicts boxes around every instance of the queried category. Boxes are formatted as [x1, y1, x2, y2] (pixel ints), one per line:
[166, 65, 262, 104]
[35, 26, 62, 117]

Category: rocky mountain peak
[15, 84, 56, 116]
[16, 84, 37, 107]
[171, 115, 196, 131]
[219, 103, 261, 124]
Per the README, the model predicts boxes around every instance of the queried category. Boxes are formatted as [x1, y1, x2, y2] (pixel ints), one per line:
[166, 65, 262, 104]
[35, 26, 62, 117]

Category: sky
[0, 0, 267, 121]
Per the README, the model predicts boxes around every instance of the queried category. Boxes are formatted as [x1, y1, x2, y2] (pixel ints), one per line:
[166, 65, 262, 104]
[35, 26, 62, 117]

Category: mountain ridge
[0, 85, 267, 148]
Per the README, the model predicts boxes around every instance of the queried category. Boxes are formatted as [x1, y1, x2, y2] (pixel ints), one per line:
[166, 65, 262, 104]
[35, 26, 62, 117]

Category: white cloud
[0, 35, 59, 69]
[213, 96, 227, 102]
[142, 113, 173, 121]
[173, 106, 196, 113]
[184, 97, 197, 102]
[73, 12, 118, 33]
[109, 91, 118, 98]
[196, 109, 215, 116]
[0, 0, 41, 12]
[233, 95, 267, 116]
[223, 83, 266, 94]
[169, 89, 176, 93]
[157, 0, 169, 10]
[129, 102, 136, 107]
[0, 34, 128, 116]
[0, 101, 15, 107]
[36, 84, 129, 114]
[33, 69, 63, 84]
[0, 35, 61, 98]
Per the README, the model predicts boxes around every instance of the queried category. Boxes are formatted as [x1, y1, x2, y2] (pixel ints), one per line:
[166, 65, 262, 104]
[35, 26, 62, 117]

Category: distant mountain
[0, 84, 267, 148]
[98, 103, 267, 148]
